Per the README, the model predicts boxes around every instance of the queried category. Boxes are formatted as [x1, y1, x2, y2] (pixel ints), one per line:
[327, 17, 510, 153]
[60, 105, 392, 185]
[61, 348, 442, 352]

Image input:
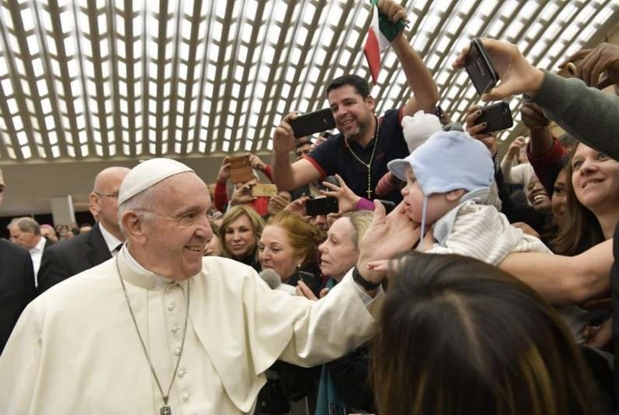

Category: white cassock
[0, 248, 380, 414]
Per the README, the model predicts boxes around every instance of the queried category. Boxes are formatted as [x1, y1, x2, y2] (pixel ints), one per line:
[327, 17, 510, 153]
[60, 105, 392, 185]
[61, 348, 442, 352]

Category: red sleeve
[527, 137, 568, 194]
[262, 165, 274, 183]
[304, 155, 327, 180]
[248, 197, 270, 217]
[214, 180, 229, 212]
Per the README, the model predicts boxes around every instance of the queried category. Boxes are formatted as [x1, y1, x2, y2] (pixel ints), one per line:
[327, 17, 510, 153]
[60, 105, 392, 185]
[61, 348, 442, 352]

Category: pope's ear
[121, 212, 145, 241]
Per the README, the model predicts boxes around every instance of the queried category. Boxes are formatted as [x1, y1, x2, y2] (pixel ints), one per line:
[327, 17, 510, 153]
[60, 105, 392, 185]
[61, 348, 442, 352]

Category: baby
[387, 129, 549, 264]
[386, 130, 587, 341]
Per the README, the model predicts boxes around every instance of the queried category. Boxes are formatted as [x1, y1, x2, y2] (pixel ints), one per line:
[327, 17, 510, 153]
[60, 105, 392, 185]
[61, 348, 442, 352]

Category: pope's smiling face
[137, 173, 212, 280]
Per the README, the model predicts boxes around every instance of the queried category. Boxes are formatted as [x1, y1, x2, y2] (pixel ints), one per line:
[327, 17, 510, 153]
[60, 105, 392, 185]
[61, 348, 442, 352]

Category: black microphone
[259, 269, 297, 295]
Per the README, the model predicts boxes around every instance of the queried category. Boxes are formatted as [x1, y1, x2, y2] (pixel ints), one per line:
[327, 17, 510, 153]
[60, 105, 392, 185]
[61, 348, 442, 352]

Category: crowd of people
[1, 0, 619, 413]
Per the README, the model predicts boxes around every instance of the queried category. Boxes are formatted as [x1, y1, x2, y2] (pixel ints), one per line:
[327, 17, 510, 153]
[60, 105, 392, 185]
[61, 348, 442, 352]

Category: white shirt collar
[98, 222, 124, 254]
[30, 236, 46, 254]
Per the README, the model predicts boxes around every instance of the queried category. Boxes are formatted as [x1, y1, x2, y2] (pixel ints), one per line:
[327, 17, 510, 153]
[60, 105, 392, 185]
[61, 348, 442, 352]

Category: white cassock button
[178, 369, 186, 378]
[167, 303, 176, 311]
[182, 393, 190, 401]
[174, 348, 181, 356]
[171, 326, 180, 334]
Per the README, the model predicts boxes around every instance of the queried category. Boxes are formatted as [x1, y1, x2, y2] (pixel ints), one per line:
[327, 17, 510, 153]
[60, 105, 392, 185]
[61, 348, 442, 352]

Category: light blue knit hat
[388, 130, 493, 196]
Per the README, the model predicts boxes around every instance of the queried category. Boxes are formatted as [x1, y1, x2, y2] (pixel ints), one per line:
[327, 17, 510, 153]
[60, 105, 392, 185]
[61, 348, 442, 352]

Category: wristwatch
[352, 267, 381, 291]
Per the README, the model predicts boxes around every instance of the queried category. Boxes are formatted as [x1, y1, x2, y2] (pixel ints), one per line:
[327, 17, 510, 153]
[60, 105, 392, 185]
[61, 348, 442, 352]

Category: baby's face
[400, 165, 457, 226]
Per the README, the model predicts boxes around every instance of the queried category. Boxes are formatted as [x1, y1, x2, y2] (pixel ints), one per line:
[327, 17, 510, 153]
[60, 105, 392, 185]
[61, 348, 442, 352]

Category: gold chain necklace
[115, 256, 190, 415]
[345, 117, 379, 198]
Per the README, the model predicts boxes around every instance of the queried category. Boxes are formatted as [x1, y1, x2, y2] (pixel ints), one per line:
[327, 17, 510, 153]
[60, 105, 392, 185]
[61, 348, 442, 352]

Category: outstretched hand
[320, 174, 361, 214]
[453, 38, 545, 101]
[357, 200, 421, 284]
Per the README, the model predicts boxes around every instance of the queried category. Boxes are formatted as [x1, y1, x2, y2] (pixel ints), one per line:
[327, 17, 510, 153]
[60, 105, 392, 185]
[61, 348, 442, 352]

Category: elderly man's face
[138, 173, 213, 280]
[9, 225, 38, 249]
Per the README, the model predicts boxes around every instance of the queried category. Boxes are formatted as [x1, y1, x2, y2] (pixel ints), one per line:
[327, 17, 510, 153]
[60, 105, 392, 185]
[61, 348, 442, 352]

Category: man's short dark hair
[327, 75, 370, 99]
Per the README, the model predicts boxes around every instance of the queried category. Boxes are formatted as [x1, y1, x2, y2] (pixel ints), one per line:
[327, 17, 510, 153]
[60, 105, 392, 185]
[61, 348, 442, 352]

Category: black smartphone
[305, 197, 338, 216]
[289, 108, 336, 138]
[465, 38, 499, 95]
[376, 199, 396, 214]
[474, 101, 513, 134]
[298, 270, 321, 296]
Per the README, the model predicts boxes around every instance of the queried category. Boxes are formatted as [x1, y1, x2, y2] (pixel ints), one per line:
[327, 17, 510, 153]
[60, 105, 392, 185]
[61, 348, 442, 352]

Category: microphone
[259, 269, 297, 295]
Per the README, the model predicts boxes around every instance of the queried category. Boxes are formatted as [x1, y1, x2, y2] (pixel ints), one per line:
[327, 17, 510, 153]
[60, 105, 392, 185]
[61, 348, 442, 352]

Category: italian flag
[364, 0, 391, 84]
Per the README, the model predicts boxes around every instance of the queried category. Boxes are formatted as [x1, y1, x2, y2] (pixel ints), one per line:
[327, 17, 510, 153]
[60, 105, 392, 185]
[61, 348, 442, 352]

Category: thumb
[319, 287, 330, 298]
[373, 199, 386, 221]
[481, 84, 512, 102]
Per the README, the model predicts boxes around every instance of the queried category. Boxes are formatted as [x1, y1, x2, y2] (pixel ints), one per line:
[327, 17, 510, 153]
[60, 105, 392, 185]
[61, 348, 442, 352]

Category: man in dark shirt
[272, 0, 438, 204]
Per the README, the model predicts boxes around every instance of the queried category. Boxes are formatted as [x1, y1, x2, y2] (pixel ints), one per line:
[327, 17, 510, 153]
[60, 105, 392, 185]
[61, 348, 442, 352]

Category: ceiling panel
[0, 0, 617, 165]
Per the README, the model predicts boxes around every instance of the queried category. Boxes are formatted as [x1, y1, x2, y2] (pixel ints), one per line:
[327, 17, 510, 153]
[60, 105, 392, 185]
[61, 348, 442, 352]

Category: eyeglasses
[95, 192, 119, 199]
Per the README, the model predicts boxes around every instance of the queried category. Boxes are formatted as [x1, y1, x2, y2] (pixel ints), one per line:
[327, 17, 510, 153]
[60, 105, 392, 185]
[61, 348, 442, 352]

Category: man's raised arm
[271, 113, 321, 191]
[378, 0, 438, 116]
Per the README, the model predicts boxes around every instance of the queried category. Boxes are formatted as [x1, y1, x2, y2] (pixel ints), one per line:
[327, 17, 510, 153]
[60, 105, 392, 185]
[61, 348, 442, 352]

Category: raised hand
[273, 113, 298, 156]
[559, 42, 619, 89]
[320, 174, 361, 214]
[247, 153, 266, 172]
[357, 200, 421, 285]
[453, 38, 544, 101]
[217, 156, 231, 182]
[521, 102, 549, 129]
[464, 105, 498, 156]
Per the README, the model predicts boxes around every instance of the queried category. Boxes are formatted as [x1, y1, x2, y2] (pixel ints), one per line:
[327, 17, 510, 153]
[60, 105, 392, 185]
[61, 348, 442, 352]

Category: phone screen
[465, 38, 499, 95]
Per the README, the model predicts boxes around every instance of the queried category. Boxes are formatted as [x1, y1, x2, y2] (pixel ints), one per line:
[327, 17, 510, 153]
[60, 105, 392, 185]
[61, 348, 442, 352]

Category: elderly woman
[258, 210, 323, 288]
[218, 205, 265, 271]
[292, 211, 375, 415]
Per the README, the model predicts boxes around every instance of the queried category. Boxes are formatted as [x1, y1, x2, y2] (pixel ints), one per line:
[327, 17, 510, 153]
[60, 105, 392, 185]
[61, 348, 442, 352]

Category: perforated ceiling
[0, 0, 618, 164]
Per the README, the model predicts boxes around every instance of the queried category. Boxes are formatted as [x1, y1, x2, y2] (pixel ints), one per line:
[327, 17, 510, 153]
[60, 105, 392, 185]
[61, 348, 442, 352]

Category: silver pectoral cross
[160, 405, 172, 415]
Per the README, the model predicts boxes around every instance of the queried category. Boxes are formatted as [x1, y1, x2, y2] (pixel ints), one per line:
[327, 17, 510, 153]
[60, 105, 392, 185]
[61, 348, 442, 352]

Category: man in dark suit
[0, 168, 36, 354]
[7, 217, 54, 287]
[37, 166, 130, 295]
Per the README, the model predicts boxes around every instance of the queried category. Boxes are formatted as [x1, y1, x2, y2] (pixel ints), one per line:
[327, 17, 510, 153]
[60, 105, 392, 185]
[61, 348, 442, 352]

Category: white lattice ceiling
[0, 0, 618, 164]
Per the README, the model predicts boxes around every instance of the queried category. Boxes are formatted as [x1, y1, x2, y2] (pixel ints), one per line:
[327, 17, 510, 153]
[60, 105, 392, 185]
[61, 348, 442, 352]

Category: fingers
[366, 259, 390, 272]
[296, 280, 318, 300]
[319, 287, 330, 299]
[452, 45, 470, 69]
[373, 199, 387, 223]
[558, 49, 591, 69]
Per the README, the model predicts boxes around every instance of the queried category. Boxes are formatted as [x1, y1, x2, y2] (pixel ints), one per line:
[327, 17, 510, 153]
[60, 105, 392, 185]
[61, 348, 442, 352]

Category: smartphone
[376, 199, 396, 214]
[305, 197, 338, 217]
[465, 38, 499, 95]
[228, 155, 254, 184]
[289, 108, 336, 138]
[298, 270, 321, 296]
[251, 183, 277, 197]
[474, 101, 513, 134]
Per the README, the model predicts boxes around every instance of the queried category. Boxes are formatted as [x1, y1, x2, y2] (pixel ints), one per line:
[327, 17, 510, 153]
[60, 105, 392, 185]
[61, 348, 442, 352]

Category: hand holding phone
[465, 38, 500, 95]
[474, 101, 513, 134]
[288, 108, 336, 138]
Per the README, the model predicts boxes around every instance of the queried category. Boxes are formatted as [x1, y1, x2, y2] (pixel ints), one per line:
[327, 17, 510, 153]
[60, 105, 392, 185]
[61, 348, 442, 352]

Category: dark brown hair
[372, 252, 598, 415]
[551, 142, 605, 255]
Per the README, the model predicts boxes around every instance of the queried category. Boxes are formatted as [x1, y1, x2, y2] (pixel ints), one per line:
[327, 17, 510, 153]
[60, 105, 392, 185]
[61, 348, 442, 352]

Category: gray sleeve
[528, 72, 619, 160]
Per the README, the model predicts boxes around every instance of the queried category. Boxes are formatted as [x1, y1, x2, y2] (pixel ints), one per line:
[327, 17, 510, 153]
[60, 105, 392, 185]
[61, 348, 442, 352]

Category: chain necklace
[345, 117, 379, 198]
[115, 256, 191, 415]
